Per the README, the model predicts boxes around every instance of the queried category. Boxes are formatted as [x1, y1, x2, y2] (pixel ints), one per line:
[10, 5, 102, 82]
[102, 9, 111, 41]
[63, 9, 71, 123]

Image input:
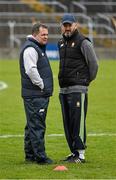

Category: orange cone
[53, 165, 68, 171]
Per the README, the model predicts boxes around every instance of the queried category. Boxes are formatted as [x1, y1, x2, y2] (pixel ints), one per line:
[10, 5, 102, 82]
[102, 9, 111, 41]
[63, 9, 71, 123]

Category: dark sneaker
[62, 153, 75, 162]
[73, 156, 86, 163]
[73, 152, 85, 163]
[64, 153, 85, 163]
[36, 157, 53, 165]
[62, 152, 85, 163]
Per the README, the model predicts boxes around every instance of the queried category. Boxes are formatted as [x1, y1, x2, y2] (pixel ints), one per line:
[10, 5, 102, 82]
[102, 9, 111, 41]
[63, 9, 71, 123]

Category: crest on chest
[71, 42, 75, 47]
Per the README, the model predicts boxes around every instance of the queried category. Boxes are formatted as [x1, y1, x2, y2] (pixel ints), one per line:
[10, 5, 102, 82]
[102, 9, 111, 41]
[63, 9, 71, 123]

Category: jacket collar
[27, 36, 46, 52]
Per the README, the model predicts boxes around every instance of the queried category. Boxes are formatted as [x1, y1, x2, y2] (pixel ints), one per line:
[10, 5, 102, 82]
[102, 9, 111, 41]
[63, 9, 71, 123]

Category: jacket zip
[62, 41, 67, 77]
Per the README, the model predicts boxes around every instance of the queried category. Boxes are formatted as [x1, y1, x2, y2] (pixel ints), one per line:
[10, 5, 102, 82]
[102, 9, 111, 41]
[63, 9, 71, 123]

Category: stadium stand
[0, 0, 116, 59]
[20, 0, 53, 13]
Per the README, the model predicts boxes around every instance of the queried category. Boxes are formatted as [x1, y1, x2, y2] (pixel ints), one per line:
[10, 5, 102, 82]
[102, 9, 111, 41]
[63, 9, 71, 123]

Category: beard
[63, 28, 77, 39]
[64, 31, 72, 38]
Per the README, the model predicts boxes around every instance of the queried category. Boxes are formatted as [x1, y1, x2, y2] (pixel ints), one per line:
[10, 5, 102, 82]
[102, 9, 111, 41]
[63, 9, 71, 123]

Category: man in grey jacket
[58, 14, 98, 163]
[19, 23, 53, 165]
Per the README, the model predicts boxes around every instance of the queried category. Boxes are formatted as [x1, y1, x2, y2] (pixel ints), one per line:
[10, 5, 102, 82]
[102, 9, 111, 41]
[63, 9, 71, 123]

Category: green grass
[0, 59, 116, 179]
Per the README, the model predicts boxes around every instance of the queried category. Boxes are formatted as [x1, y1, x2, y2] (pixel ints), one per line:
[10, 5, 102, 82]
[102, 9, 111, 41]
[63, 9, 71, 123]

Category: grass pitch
[0, 59, 116, 179]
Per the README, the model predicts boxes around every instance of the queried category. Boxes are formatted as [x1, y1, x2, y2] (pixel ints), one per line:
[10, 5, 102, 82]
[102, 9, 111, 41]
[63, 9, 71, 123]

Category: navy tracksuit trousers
[59, 92, 88, 153]
[23, 97, 49, 161]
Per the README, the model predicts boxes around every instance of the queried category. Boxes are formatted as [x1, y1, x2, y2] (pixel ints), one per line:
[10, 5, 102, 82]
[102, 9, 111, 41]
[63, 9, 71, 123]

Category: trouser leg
[59, 92, 88, 153]
[68, 92, 88, 152]
[59, 94, 73, 152]
[24, 124, 34, 160]
[23, 97, 49, 160]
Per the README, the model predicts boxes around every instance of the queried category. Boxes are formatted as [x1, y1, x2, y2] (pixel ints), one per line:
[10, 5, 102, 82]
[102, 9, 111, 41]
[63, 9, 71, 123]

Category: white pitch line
[0, 133, 116, 139]
[0, 81, 8, 90]
[87, 133, 116, 137]
[0, 134, 24, 138]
